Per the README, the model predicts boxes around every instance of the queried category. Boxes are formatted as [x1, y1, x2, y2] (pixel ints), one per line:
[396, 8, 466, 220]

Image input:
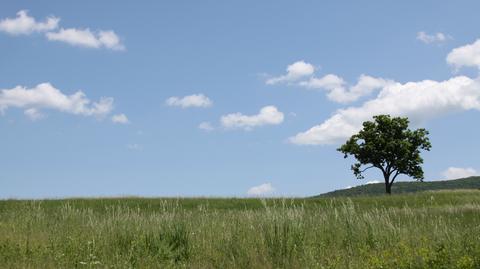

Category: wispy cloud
[416, 31, 450, 44]
[111, 113, 129, 124]
[127, 144, 142, 151]
[166, 94, 212, 108]
[442, 167, 478, 180]
[24, 108, 45, 121]
[46, 28, 125, 50]
[198, 121, 214, 131]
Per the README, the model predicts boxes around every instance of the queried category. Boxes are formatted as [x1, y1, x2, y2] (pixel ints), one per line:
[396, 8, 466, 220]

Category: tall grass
[1, 191, 480, 268]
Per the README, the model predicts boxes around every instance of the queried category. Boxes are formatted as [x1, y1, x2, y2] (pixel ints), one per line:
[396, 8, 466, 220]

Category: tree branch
[377, 164, 386, 175]
[390, 171, 400, 186]
[359, 165, 375, 173]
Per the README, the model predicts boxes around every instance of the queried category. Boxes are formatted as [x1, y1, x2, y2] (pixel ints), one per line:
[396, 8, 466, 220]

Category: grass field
[1, 190, 480, 268]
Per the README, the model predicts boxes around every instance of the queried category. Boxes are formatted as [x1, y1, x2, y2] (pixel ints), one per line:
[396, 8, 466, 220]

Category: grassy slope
[315, 176, 480, 198]
[1, 191, 480, 268]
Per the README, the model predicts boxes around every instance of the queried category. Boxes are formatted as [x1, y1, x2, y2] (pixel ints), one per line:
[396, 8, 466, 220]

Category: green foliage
[1, 191, 480, 268]
[338, 115, 431, 193]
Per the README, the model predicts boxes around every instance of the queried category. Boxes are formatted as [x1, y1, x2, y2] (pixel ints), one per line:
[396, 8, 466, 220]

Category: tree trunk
[384, 173, 392, 194]
[385, 182, 392, 194]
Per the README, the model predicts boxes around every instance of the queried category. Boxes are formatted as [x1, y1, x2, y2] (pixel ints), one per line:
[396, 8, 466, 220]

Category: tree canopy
[337, 115, 431, 194]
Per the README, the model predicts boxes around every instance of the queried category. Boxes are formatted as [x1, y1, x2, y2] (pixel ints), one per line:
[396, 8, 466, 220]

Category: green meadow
[1, 190, 480, 268]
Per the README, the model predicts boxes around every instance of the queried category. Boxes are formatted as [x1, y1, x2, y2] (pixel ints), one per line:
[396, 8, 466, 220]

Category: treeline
[316, 176, 480, 198]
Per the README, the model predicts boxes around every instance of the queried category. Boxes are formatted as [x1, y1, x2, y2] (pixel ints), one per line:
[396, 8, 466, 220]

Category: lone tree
[337, 115, 431, 194]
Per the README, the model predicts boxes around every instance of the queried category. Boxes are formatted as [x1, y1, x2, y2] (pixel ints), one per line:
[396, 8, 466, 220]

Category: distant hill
[315, 176, 480, 197]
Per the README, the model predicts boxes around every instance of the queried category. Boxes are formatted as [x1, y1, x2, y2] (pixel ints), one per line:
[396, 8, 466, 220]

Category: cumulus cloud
[166, 94, 212, 108]
[111, 113, 129, 124]
[198, 121, 214, 131]
[447, 39, 480, 70]
[221, 106, 284, 130]
[442, 167, 478, 180]
[266, 61, 315, 85]
[247, 183, 275, 196]
[266, 61, 391, 103]
[46, 28, 125, 50]
[0, 83, 114, 119]
[0, 10, 125, 50]
[300, 74, 393, 103]
[0, 10, 59, 35]
[416, 31, 449, 44]
[299, 74, 345, 89]
[290, 76, 480, 145]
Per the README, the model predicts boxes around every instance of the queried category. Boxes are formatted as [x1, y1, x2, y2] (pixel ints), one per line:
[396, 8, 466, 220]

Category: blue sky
[1, 1, 480, 198]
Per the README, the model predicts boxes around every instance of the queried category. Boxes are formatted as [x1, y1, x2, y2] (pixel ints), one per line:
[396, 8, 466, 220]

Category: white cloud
[24, 108, 45, 121]
[290, 76, 480, 145]
[266, 61, 391, 103]
[0, 10, 125, 51]
[0, 83, 114, 119]
[221, 105, 284, 130]
[300, 74, 392, 103]
[416, 31, 449, 44]
[198, 121, 214, 131]
[366, 180, 381, 185]
[166, 94, 212, 108]
[300, 74, 345, 90]
[111, 113, 129, 124]
[247, 183, 275, 196]
[46, 28, 125, 50]
[442, 167, 478, 180]
[285, 38, 480, 145]
[447, 39, 480, 70]
[98, 31, 124, 50]
[0, 10, 59, 35]
[266, 61, 315, 85]
[330, 75, 393, 103]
